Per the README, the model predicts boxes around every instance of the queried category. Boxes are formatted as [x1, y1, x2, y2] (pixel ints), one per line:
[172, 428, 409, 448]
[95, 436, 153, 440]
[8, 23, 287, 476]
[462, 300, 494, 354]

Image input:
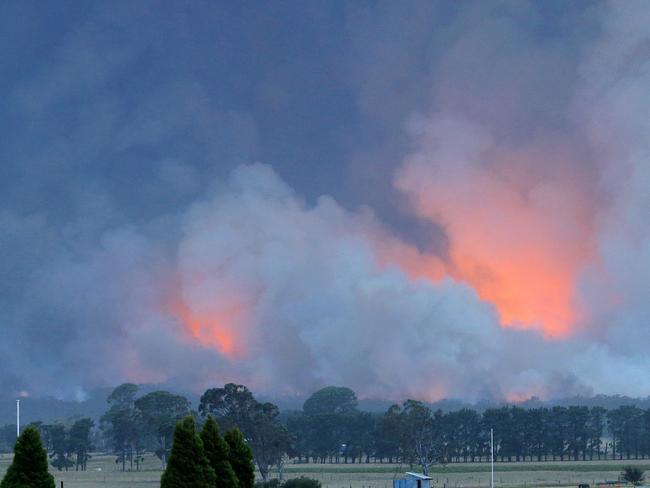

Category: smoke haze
[2, 0, 650, 402]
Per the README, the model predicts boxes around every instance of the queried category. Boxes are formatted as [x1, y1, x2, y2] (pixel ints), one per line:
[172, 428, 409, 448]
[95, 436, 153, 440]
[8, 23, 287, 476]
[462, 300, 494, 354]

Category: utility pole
[490, 428, 494, 488]
[16, 399, 20, 438]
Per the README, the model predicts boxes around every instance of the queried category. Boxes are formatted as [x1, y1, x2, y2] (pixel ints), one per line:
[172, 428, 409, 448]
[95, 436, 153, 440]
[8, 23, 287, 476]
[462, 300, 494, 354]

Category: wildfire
[505, 391, 536, 404]
[168, 293, 245, 358]
[396, 129, 596, 337]
[447, 237, 583, 338]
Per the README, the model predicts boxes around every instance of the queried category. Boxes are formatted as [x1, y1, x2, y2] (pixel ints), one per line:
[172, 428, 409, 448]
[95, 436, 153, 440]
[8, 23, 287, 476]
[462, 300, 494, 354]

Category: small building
[393, 472, 433, 488]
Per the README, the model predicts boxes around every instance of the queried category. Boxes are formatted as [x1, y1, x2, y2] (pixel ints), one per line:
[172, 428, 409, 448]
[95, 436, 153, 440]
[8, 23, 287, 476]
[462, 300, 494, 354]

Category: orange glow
[371, 232, 446, 282]
[168, 293, 246, 358]
[397, 142, 597, 337]
[446, 221, 585, 337]
[505, 391, 536, 404]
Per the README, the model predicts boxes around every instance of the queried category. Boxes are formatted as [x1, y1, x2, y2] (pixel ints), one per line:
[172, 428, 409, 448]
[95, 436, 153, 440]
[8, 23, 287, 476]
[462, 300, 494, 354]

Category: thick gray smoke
[572, 2, 650, 386]
[1, 1, 650, 401]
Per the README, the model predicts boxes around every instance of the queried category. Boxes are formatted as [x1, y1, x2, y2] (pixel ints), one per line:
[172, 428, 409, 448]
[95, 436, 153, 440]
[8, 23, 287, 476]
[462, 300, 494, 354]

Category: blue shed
[393, 472, 433, 488]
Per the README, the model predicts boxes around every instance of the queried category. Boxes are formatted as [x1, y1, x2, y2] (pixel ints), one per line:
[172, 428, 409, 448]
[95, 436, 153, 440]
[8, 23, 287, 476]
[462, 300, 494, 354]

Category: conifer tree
[160, 416, 216, 488]
[201, 416, 239, 488]
[224, 428, 255, 488]
[1, 426, 55, 488]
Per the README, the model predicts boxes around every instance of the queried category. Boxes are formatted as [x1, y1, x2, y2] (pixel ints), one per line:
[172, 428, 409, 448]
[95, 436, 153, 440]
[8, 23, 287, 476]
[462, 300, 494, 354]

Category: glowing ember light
[396, 122, 597, 337]
[168, 294, 245, 358]
[392, 190, 593, 337]
[448, 240, 583, 337]
[505, 391, 535, 404]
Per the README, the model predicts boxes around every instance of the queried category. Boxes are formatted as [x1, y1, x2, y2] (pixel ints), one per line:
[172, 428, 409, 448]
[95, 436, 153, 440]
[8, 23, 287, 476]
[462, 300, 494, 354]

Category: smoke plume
[2, 1, 650, 402]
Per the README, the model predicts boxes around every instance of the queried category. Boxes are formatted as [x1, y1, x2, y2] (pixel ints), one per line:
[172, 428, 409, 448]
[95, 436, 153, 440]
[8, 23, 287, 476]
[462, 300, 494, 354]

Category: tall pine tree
[1, 426, 55, 488]
[224, 428, 255, 488]
[201, 416, 239, 488]
[161, 416, 216, 488]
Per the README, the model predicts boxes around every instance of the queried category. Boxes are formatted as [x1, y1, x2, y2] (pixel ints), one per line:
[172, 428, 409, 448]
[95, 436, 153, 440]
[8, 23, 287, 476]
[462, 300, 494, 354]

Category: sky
[2, 0, 650, 402]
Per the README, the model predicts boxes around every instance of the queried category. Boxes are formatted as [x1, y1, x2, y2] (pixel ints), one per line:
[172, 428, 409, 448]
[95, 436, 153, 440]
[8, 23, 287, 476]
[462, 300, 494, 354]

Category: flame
[396, 133, 597, 337]
[446, 225, 585, 337]
[168, 293, 246, 358]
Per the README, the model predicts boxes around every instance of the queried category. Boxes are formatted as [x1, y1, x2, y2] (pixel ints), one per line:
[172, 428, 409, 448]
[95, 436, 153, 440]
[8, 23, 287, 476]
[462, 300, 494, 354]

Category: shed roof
[405, 472, 433, 480]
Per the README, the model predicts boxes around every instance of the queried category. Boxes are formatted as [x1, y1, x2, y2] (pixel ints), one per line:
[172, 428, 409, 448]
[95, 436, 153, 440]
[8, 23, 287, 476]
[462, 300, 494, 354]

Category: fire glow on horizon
[144, 150, 638, 401]
[169, 295, 245, 359]
[395, 116, 599, 338]
[168, 151, 595, 365]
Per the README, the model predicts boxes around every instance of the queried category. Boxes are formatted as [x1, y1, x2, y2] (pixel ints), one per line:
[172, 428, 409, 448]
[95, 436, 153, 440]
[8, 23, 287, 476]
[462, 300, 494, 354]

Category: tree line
[285, 388, 650, 471]
[3, 419, 646, 488]
[0, 417, 322, 488]
[5, 383, 650, 478]
[0, 418, 95, 472]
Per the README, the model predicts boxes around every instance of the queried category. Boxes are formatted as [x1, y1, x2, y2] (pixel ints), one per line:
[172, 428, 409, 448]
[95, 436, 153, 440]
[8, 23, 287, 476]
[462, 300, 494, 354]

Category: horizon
[5, 383, 650, 426]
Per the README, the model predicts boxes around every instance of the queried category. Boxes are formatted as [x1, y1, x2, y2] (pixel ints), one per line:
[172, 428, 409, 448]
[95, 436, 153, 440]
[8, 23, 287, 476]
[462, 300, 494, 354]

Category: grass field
[0, 454, 645, 488]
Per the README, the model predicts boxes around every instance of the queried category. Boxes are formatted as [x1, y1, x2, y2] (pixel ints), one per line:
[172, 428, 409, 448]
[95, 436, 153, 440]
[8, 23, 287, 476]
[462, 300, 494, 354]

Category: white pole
[16, 399, 20, 438]
[490, 428, 494, 488]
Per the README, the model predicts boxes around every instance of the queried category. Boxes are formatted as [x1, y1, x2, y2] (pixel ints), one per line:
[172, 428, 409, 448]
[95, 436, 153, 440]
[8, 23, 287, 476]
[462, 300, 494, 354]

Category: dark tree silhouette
[69, 418, 94, 471]
[621, 466, 645, 485]
[160, 416, 216, 488]
[225, 428, 255, 488]
[136, 391, 190, 469]
[1, 426, 55, 488]
[201, 416, 239, 488]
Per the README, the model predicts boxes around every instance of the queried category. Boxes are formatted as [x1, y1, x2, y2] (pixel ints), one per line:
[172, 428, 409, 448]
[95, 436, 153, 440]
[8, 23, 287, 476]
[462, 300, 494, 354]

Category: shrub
[621, 466, 645, 486]
[281, 477, 322, 488]
[255, 479, 281, 488]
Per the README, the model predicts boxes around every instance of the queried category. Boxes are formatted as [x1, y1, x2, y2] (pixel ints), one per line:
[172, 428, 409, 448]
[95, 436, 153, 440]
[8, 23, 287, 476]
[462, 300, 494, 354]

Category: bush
[621, 466, 645, 486]
[281, 477, 321, 488]
[255, 479, 281, 488]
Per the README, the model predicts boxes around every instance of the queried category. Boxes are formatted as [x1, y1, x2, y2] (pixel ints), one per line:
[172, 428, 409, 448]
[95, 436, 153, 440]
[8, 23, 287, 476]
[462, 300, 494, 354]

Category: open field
[1, 455, 648, 488]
